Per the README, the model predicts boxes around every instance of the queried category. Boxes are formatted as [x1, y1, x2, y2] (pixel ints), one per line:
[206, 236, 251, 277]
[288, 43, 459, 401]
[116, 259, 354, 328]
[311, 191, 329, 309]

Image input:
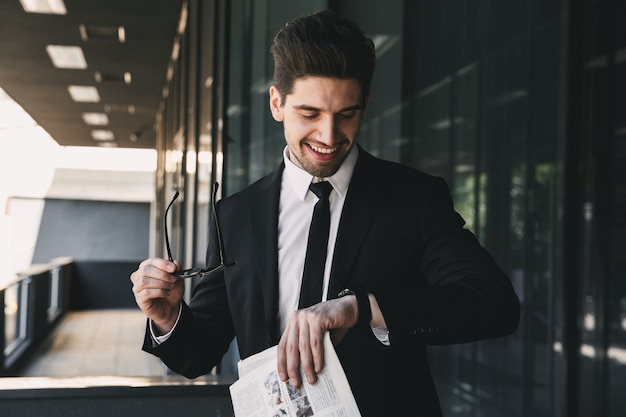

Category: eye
[300, 112, 319, 120]
[337, 111, 357, 120]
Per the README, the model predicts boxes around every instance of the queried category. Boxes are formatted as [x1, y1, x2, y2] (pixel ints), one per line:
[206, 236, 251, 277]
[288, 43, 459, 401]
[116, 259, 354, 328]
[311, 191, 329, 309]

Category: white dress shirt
[277, 145, 357, 332]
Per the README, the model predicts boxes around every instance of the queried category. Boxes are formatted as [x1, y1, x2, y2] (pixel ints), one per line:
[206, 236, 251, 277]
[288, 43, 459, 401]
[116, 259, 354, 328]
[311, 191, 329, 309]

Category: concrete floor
[19, 309, 165, 377]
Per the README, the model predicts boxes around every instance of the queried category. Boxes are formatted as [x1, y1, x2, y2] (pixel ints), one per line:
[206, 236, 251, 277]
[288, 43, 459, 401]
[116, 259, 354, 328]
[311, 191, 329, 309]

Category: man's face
[269, 77, 366, 178]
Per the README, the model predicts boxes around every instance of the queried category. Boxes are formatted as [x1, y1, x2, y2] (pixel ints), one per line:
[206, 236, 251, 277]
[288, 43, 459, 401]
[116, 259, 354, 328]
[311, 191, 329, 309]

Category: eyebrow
[292, 104, 364, 113]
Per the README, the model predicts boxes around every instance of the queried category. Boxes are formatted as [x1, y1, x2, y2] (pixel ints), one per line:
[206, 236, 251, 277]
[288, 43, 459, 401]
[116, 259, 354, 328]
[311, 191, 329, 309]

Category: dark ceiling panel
[0, 0, 183, 149]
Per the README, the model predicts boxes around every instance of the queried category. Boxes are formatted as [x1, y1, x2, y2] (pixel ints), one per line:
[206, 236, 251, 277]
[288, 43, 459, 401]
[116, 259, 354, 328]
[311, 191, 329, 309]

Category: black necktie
[298, 181, 333, 309]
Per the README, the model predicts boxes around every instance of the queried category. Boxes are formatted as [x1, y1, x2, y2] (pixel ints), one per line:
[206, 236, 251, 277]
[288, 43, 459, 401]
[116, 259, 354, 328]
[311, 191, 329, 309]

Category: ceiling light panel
[68, 85, 100, 102]
[97, 142, 118, 148]
[79, 24, 126, 43]
[20, 0, 66, 14]
[94, 71, 132, 84]
[46, 45, 87, 69]
[104, 104, 135, 114]
[82, 112, 109, 126]
[91, 130, 115, 141]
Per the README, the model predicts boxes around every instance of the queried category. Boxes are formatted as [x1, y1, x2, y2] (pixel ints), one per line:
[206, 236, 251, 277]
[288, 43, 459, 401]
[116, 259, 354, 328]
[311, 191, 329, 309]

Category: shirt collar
[283, 145, 358, 201]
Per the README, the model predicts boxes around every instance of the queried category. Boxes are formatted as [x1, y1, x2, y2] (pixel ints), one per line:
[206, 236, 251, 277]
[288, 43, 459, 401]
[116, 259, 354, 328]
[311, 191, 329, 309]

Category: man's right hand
[130, 258, 184, 335]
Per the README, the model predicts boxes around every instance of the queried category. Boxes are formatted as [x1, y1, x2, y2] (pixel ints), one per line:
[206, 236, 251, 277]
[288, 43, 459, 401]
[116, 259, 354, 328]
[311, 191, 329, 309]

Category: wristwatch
[338, 287, 372, 326]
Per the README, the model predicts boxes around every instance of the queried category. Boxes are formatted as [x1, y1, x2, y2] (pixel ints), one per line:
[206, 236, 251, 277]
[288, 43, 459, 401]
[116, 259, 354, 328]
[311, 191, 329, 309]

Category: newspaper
[229, 333, 361, 417]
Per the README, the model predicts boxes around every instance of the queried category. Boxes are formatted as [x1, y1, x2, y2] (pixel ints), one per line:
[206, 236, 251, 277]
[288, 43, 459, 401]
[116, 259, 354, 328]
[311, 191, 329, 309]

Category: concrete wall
[32, 198, 150, 263]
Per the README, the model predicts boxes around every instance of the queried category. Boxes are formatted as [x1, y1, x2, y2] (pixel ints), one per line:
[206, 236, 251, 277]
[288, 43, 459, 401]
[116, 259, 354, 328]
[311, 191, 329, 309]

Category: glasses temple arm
[211, 182, 226, 265]
[164, 190, 179, 262]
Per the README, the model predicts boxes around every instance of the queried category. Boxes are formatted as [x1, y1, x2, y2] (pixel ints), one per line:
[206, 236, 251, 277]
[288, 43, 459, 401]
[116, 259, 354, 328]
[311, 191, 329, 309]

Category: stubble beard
[289, 144, 349, 178]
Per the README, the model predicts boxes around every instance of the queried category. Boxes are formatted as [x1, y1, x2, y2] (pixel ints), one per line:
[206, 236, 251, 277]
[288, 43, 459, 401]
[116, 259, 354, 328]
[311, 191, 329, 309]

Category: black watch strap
[338, 287, 372, 326]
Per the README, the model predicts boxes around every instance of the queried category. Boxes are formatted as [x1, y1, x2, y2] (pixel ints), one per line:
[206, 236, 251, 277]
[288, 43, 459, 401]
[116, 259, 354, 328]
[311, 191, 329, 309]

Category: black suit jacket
[144, 147, 520, 416]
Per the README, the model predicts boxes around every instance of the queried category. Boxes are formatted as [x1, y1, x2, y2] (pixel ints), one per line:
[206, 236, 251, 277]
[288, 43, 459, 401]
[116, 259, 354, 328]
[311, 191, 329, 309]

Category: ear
[269, 86, 284, 122]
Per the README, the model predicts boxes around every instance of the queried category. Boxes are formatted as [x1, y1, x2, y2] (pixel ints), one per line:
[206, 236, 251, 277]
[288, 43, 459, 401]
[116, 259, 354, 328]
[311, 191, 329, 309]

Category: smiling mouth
[309, 144, 337, 154]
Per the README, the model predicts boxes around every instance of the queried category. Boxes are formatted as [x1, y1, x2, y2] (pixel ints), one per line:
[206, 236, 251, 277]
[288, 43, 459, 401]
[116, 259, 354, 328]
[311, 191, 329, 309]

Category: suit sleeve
[374, 176, 520, 345]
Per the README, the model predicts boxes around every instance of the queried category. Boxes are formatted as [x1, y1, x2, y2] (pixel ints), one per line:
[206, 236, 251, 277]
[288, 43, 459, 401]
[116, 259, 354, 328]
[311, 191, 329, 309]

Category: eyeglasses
[164, 182, 235, 279]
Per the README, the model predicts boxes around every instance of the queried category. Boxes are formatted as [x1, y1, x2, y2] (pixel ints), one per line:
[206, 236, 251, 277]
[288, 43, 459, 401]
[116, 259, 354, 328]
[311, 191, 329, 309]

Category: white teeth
[310, 145, 337, 154]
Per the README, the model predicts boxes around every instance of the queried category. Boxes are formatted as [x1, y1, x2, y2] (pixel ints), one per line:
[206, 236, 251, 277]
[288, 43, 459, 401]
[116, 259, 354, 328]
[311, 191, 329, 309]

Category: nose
[315, 116, 339, 145]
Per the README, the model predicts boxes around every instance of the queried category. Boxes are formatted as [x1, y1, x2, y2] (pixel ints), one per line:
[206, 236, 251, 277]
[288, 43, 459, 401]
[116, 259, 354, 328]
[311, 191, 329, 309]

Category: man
[131, 10, 520, 416]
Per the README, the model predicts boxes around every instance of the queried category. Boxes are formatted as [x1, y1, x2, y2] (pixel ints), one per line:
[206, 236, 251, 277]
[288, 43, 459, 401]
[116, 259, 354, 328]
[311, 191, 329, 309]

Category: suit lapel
[249, 165, 283, 343]
[328, 149, 381, 297]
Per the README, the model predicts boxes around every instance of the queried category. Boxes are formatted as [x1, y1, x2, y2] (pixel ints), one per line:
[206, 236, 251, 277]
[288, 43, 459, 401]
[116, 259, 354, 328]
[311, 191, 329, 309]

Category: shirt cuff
[149, 303, 183, 345]
[372, 326, 390, 346]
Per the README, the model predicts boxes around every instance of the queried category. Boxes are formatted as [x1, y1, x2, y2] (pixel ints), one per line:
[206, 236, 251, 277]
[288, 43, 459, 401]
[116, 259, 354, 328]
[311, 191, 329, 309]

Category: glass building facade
[154, 1, 626, 416]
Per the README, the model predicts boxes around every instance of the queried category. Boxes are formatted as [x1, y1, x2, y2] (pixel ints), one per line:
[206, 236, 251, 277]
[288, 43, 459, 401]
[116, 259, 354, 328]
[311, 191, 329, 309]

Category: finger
[277, 316, 304, 387]
[310, 327, 325, 374]
[276, 335, 289, 382]
[145, 262, 180, 285]
[131, 271, 175, 296]
[131, 271, 183, 315]
[287, 324, 304, 387]
[134, 285, 173, 302]
[137, 257, 176, 272]
[298, 317, 318, 385]
[148, 257, 179, 275]
[131, 259, 172, 288]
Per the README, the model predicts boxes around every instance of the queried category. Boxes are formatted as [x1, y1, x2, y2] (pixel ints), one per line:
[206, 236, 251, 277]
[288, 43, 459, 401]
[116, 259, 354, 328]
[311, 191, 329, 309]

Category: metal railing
[1, 257, 72, 376]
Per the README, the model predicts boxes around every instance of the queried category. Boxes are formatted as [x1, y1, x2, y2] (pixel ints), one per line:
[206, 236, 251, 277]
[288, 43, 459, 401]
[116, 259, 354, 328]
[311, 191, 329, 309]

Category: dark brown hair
[270, 10, 376, 105]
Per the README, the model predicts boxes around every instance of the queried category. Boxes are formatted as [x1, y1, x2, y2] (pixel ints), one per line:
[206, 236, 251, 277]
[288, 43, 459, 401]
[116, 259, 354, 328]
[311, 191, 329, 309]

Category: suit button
[410, 326, 439, 336]
[426, 326, 439, 334]
[412, 326, 439, 336]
